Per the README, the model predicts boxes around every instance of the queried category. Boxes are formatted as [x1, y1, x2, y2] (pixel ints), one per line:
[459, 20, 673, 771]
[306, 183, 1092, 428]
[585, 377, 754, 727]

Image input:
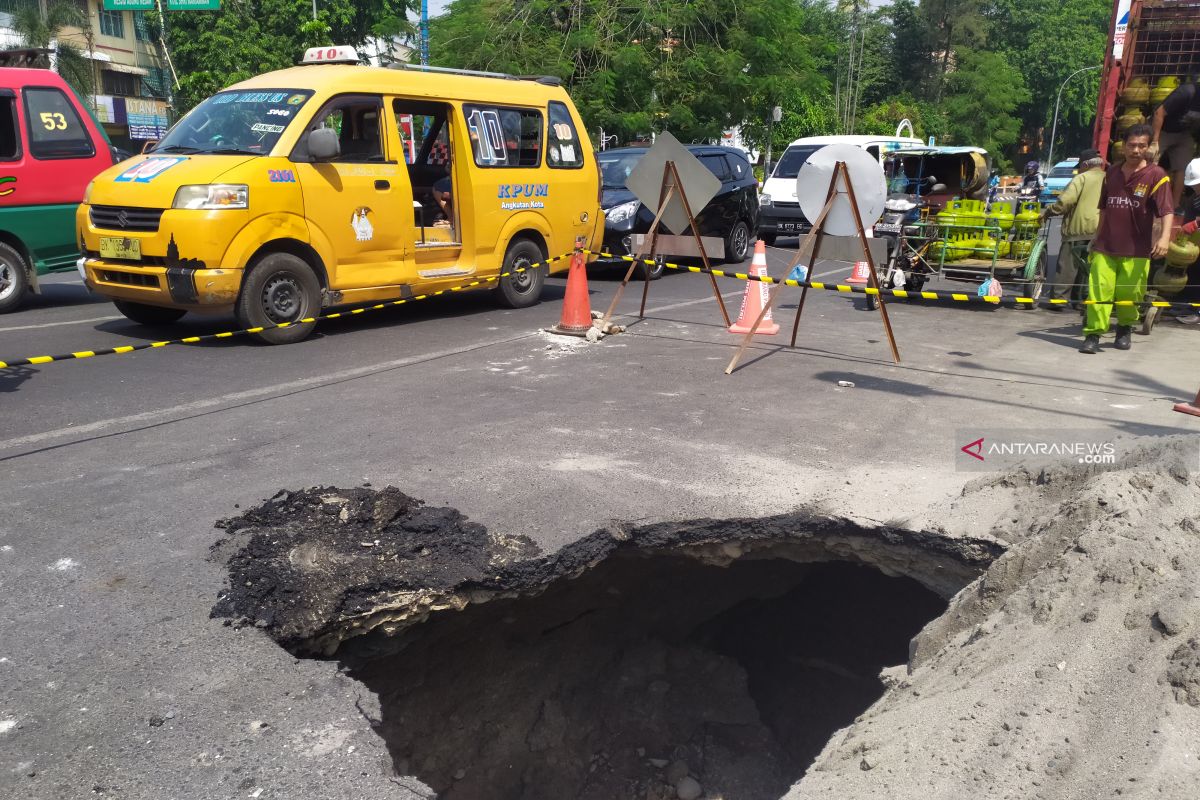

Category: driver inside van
[340, 108, 381, 159]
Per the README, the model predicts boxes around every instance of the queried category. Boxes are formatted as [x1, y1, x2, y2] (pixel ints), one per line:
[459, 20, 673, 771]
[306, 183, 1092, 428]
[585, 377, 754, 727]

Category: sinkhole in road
[212, 488, 1003, 800]
[338, 554, 946, 800]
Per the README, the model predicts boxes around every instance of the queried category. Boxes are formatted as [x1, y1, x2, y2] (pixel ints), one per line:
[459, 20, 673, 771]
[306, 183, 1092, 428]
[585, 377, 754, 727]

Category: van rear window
[24, 87, 94, 160]
[547, 101, 583, 169]
[463, 104, 542, 168]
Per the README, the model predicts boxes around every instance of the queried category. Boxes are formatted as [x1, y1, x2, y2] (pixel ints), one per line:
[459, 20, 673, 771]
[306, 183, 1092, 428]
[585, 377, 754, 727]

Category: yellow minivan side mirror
[309, 127, 340, 161]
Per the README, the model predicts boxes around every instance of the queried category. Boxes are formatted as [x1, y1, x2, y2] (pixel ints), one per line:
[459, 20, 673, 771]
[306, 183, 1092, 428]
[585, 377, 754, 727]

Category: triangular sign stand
[598, 160, 731, 330]
[724, 160, 901, 374]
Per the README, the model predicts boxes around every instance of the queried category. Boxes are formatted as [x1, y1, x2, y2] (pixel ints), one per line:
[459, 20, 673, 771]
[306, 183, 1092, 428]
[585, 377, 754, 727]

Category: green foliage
[10, 1, 93, 98]
[166, 0, 412, 111]
[988, 0, 1109, 160]
[431, 0, 835, 145]
[941, 49, 1029, 168]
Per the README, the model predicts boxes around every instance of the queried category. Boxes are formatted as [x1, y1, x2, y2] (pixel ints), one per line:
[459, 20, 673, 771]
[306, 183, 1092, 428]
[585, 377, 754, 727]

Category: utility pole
[420, 0, 429, 65]
[765, 105, 781, 174]
[1046, 65, 1101, 169]
[155, 0, 180, 90]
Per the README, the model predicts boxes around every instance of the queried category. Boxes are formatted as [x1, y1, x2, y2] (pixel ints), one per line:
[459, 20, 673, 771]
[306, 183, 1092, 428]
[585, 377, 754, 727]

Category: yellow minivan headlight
[83, 180, 94, 205]
[172, 184, 249, 210]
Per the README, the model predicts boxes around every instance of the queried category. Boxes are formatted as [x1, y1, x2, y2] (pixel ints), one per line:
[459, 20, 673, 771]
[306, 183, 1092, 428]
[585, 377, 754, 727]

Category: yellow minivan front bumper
[78, 204, 247, 311]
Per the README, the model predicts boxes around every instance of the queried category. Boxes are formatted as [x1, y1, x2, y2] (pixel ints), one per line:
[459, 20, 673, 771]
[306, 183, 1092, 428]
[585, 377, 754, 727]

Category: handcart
[867, 196, 1048, 310]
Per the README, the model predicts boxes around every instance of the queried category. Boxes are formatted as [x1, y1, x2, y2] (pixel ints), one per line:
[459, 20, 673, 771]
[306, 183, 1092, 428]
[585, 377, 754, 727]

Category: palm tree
[9, 0, 94, 98]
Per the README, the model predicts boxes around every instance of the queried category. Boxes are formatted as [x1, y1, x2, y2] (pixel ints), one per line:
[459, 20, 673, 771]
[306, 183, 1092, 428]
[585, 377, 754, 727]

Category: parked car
[0, 67, 115, 313]
[758, 134, 921, 245]
[596, 144, 759, 279]
[1040, 158, 1079, 204]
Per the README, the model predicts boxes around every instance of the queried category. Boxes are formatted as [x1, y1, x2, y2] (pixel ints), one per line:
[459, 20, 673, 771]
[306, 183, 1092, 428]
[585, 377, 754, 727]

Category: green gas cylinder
[1015, 201, 1041, 238]
[1153, 265, 1189, 297]
[1151, 76, 1181, 106]
[986, 200, 1015, 231]
[1167, 235, 1200, 268]
[1120, 77, 1150, 106]
[1116, 108, 1146, 133]
[937, 203, 962, 240]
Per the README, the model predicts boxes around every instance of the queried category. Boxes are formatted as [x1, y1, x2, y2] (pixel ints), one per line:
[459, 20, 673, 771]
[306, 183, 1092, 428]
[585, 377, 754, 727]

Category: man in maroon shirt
[1081, 124, 1174, 354]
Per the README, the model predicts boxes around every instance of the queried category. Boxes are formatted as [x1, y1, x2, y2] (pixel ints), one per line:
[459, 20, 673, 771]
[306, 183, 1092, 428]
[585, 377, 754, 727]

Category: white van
[757, 134, 921, 244]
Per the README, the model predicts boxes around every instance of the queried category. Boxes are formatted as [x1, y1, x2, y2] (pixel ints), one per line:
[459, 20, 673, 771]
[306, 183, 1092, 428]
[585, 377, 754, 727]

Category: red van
[0, 68, 114, 312]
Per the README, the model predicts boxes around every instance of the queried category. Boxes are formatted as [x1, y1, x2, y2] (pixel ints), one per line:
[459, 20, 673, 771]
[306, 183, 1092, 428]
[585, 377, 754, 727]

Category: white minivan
[757, 134, 921, 244]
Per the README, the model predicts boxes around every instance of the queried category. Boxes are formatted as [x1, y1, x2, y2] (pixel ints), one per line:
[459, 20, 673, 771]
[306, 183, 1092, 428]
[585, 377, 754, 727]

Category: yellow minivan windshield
[152, 89, 314, 156]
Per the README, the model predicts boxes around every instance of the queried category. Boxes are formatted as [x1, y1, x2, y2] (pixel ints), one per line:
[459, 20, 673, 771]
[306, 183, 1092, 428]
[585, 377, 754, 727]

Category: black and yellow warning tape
[585, 250, 1200, 311]
[0, 253, 574, 369]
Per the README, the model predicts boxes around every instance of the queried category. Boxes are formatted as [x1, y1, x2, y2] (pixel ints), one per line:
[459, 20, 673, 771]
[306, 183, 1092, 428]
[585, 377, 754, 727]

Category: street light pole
[1047, 65, 1101, 169]
[764, 105, 781, 175]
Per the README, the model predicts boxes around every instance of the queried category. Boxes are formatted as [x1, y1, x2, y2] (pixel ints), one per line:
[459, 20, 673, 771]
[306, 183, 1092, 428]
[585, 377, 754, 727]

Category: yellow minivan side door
[291, 94, 412, 291]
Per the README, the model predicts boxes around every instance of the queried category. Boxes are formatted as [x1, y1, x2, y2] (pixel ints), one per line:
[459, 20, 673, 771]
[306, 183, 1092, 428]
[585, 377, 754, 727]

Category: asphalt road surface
[2, 240, 1197, 799]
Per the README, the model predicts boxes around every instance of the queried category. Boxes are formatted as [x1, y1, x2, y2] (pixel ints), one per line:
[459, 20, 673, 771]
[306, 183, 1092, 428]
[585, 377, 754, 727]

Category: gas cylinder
[1015, 201, 1041, 238]
[1152, 75, 1181, 105]
[1111, 140, 1125, 162]
[1116, 108, 1146, 133]
[1120, 78, 1150, 106]
[1167, 235, 1200, 268]
[986, 199, 1015, 231]
[1153, 265, 1189, 297]
[937, 202, 962, 240]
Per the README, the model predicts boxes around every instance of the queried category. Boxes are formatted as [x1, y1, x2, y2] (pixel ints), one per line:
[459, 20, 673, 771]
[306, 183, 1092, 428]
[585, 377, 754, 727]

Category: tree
[987, 0, 1109, 161]
[10, 1, 93, 98]
[431, 0, 834, 145]
[939, 48, 1029, 168]
[164, 0, 413, 111]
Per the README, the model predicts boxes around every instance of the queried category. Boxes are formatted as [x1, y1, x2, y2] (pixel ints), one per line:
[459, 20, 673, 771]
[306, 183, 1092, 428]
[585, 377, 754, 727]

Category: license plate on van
[99, 236, 141, 261]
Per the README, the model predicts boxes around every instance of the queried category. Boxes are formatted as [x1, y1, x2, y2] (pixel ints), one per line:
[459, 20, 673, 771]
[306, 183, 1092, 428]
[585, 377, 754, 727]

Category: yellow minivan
[77, 46, 603, 343]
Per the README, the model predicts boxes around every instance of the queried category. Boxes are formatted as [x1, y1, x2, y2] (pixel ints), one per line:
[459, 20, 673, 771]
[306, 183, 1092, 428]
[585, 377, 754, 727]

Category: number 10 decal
[467, 109, 508, 166]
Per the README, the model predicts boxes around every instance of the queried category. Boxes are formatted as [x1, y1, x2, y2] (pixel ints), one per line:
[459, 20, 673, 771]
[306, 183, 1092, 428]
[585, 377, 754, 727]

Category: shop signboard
[126, 97, 169, 140]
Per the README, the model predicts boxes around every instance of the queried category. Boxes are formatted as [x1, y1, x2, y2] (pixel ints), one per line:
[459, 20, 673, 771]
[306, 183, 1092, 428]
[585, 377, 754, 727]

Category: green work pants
[1084, 251, 1148, 335]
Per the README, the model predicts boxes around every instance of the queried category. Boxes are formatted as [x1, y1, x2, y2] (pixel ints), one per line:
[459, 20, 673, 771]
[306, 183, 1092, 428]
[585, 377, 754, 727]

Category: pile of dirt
[789, 437, 1200, 799]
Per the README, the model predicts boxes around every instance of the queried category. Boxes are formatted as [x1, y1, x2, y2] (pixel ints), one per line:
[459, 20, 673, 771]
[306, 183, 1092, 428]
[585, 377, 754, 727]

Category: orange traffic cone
[846, 259, 871, 285]
[728, 240, 780, 335]
[548, 245, 593, 336]
[847, 229, 873, 285]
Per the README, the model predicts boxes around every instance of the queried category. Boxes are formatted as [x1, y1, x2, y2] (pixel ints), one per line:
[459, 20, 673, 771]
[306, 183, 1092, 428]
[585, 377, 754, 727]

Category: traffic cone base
[548, 248, 593, 336]
[846, 259, 871, 285]
[728, 240, 780, 335]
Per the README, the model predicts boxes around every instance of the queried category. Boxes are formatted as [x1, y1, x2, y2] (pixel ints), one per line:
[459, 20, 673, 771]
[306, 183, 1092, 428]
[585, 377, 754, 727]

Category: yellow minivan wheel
[236, 252, 321, 344]
[496, 238, 547, 309]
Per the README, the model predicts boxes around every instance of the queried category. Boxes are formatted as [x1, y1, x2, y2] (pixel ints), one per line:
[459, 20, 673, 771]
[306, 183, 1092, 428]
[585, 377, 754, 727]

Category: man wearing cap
[1081, 124, 1174, 354]
[1041, 149, 1105, 309]
[1151, 80, 1200, 205]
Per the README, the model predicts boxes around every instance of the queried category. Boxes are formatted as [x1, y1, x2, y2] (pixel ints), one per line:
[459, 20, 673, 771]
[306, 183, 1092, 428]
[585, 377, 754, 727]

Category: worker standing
[1151, 79, 1200, 205]
[1081, 124, 1174, 354]
[1041, 149, 1105, 309]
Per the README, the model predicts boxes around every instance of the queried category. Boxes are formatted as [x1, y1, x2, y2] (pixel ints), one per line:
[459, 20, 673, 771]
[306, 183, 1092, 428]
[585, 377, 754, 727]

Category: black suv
[596, 145, 759, 278]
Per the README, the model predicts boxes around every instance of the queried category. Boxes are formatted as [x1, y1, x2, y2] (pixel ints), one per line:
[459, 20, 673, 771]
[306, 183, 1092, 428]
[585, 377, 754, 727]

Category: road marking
[0, 333, 538, 455]
[0, 315, 122, 333]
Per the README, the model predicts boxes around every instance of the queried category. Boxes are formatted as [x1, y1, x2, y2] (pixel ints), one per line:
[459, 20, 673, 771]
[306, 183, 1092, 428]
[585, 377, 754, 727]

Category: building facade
[0, 0, 172, 153]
